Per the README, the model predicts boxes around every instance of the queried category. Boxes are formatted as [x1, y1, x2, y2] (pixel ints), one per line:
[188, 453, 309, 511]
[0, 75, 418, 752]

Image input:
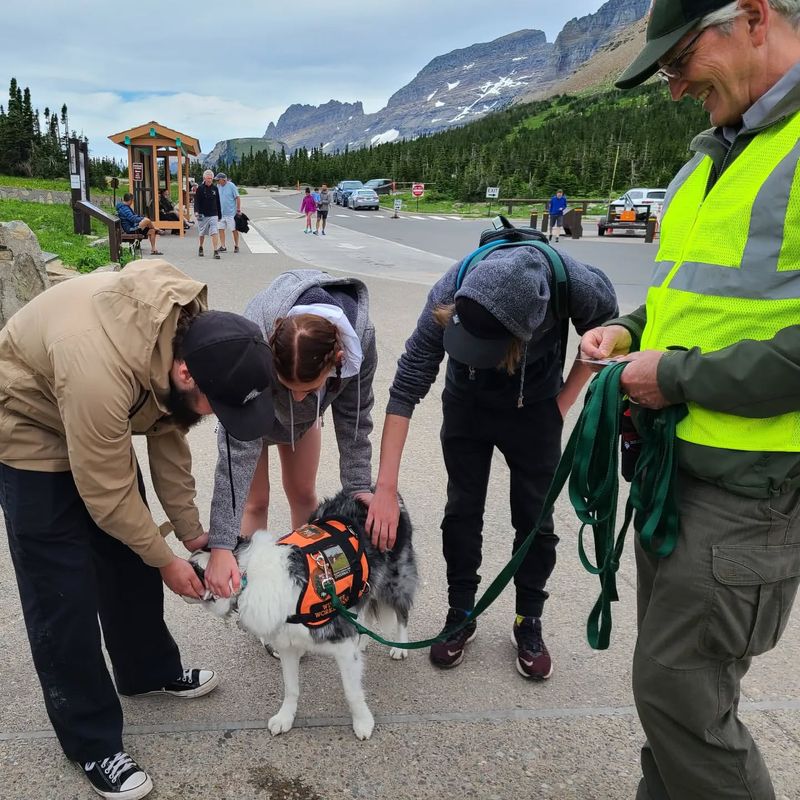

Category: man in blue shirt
[115, 194, 162, 255]
[215, 173, 241, 253]
[548, 189, 568, 243]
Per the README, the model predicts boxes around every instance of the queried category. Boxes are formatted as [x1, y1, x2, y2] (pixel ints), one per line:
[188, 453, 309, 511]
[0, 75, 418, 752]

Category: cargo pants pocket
[699, 543, 800, 660]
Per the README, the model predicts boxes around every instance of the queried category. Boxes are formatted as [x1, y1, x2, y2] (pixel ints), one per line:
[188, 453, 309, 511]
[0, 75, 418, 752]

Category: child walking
[300, 188, 317, 233]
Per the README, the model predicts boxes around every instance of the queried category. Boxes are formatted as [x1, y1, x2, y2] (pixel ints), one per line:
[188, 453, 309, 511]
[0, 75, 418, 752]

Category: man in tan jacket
[0, 260, 275, 800]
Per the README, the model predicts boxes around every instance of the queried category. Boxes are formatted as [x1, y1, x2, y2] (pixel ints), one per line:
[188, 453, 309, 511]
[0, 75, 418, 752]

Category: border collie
[190, 491, 417, 740]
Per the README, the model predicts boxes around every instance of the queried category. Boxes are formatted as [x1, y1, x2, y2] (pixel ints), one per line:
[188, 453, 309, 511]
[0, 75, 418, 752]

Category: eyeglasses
[656, 28, 707, 83]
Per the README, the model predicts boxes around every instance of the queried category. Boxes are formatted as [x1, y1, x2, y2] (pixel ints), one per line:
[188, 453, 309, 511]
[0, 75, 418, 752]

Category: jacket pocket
[699, 543, 800, 660]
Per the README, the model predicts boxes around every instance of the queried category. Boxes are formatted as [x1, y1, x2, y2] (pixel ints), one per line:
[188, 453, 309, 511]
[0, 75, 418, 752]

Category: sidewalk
[1, 189, 798, 800]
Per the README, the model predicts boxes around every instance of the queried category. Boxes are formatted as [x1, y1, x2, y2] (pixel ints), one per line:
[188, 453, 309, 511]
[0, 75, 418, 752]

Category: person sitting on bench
[116, 193, 162, 255]
[159, 188, 190, 233]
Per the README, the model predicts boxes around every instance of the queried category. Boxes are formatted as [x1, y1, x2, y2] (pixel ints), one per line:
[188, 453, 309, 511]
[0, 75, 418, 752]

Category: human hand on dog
[205, 548, 241, 598]
[366, 486, 399, 552]
[160, 556, 205, 598]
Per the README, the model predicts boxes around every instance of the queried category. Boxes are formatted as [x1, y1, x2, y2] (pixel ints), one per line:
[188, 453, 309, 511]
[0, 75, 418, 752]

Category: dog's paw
[352, 710, 375, 740]
[268, 710, 295, 736]
[389, 646, 409, 660]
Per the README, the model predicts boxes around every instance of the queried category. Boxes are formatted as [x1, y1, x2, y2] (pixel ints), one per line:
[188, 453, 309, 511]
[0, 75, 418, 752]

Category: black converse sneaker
[80, 751, 152, 799]
[137, 668, 219, 699]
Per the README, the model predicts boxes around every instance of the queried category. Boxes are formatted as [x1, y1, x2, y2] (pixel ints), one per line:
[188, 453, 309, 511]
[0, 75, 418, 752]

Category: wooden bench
[120, 232, 145, 260]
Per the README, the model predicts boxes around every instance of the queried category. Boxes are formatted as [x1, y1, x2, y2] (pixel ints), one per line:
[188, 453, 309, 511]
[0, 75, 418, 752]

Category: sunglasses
[656, 28, 707, 83]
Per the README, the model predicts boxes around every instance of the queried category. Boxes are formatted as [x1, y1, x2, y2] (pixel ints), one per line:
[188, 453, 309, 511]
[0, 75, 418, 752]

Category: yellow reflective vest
[641, 110, 800, 451]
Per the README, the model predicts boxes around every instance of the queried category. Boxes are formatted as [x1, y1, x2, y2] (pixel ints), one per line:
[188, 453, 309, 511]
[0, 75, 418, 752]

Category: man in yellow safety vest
[581, 1, 800, 798]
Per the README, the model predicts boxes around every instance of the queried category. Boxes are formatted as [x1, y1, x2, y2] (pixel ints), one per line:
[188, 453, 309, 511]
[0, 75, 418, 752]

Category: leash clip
[313, 551, 336, 596]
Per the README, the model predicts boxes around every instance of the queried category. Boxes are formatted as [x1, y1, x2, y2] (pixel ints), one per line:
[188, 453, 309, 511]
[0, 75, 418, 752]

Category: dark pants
[0, 464, 183, 762]
[439, 392, 562, 617]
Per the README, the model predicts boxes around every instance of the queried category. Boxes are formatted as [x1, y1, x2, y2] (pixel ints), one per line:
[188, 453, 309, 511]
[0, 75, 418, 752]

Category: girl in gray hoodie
[204, 269, 376, 597]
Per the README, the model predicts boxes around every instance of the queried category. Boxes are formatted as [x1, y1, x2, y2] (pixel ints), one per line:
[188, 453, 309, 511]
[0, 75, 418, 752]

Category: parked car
[333, 180, 364, 206]
[364, 178, 393, 195]
[348, 188, 380, 210]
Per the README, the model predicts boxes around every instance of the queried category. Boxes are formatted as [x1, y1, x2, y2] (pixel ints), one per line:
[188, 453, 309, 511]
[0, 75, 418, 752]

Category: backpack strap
[455, 237, 570, 370]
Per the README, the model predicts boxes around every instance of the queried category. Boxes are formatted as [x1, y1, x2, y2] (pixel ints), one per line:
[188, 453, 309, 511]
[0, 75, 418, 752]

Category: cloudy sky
[3, 0, 605, 160]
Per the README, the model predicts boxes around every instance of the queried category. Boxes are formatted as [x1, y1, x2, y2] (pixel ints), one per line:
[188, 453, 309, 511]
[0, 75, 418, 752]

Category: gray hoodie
[387, 246, 618, 417]
[209, 270, 376, 549]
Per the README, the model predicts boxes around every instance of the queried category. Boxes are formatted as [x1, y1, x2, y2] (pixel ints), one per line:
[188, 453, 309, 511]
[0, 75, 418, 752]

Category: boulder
[0, 221, 50, 329]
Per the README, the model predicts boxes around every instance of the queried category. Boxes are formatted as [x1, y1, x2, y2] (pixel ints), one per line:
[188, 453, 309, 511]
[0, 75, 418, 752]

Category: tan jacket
[0, 260, 208, 567]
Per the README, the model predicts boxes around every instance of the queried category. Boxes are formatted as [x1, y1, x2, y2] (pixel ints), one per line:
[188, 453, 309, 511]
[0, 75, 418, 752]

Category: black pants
[0, 464, 183, 762]
[440, 392, 562, 617]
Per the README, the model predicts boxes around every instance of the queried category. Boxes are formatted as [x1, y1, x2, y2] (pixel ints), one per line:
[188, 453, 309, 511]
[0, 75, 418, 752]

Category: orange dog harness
[278, 516, 369, 628]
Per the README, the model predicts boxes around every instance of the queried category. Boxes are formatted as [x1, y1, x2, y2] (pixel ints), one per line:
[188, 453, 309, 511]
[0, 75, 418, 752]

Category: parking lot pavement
[2, 189, 799, 799]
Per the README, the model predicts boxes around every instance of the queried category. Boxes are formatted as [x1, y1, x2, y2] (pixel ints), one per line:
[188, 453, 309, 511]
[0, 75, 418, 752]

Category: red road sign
[411, 182, 425, 198]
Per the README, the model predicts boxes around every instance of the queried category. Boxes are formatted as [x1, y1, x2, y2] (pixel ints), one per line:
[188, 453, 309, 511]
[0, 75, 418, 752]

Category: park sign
[132, 162, 144, 182]
[393, 198, 402, 211]
[411, 183, 425, 198]
[486, 186, 500, 199]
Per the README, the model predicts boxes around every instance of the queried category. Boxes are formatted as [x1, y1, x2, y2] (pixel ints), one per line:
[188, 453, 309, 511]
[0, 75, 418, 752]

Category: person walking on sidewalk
[215, 172, 241, 253]
[366, 246, 617, 679]
[581, 1, 800, 797]
[0, 261, 276, 799]
[315, 183, 331, 235]
[300, 187, 317, 233]
[194, 169, 222, 259]
[202, 269, 377, 598]
[548, 189, 568, 243]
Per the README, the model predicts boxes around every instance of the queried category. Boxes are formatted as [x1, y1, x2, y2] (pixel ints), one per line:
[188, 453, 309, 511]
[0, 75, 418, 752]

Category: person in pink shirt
[300, 188, 317, 233]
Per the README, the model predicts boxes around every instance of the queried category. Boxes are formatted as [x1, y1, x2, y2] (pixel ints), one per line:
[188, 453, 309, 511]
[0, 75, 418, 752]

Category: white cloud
[1, 0, 606, 159]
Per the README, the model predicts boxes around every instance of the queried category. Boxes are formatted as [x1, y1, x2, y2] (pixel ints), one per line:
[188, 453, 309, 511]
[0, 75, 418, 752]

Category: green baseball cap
[616, 0, 732, 89]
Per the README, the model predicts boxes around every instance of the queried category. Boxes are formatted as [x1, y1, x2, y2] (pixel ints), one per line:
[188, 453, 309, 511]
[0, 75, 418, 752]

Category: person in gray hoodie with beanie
[367, 245, 617, 679]
[203, 269, 376, 597]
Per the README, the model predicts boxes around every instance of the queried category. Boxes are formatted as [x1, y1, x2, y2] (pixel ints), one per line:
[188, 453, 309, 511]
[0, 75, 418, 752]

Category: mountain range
[201, 0, 649, 167]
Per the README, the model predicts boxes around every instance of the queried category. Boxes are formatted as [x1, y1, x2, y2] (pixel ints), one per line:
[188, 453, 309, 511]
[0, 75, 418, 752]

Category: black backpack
[456, 215, 570, 369]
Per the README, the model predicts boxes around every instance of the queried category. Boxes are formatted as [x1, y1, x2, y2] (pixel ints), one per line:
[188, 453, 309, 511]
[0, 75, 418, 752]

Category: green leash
[326, 362, 686, 651]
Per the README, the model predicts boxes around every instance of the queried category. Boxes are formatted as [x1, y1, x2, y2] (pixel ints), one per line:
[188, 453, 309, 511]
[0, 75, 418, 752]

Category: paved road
[2, 187, 798, 800]
[266, 190, 654, 312]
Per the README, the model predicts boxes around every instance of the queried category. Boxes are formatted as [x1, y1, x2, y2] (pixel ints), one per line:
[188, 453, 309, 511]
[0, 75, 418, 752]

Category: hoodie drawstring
[354, 371, 361, 441]
[289, 389, 296, 452]
[226, 430, 236, 514]
[316, 389, 322, 429]
[517, 344, 529, 409]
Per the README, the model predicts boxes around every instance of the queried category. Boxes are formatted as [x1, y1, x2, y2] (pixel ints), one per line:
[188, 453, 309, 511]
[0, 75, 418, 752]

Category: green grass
[0, 198, 130, 271]
[0, 175, 71, 191]
[380, 192, 549, 219]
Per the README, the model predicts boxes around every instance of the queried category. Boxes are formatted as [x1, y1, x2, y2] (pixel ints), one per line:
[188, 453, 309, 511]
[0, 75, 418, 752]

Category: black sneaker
[137, 668, 219, 699]
[429, 607, 476, 668]
[234, 246, 239, 253]
[218, 246, 227, 252]
[80, 752, 152, 799]
[198, 246, 204, 257]
[213, 250, 221, 260]
[512, 616, 553, 680]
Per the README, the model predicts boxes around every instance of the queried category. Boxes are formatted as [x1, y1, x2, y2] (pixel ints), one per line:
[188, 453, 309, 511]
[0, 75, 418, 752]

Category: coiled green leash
[326, 362, 686, 651]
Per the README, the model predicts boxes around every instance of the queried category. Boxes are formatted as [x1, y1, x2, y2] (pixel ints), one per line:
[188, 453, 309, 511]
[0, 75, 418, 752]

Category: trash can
[563, 209, 583, 240]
